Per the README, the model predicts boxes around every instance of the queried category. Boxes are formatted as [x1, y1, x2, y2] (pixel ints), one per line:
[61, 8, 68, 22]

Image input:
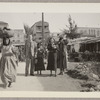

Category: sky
[0, 13, 100, 32]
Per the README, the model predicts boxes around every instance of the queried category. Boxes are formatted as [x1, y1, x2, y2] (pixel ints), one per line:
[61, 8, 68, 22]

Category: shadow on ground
[17, 73, 25, 76]
[36, 70, 81, 91]
[36, 74, 53, 77]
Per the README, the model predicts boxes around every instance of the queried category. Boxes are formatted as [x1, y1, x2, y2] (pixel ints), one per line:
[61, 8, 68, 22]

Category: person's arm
[24, 42, 27, 57]
[34, 42, 37, 58]
[30, 41, 34, 57]
[11, 45, 18, 58]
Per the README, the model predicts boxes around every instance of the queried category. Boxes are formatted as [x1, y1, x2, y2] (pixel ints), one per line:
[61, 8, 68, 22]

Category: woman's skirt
[35, 57, 45, 71]
[47, 51, 57, 71]
[0, 55, 17, 84]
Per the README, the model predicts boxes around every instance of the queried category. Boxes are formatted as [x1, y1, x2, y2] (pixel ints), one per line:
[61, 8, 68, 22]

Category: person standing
[63, 35, 68, 71]
[0, 37, 18, 88]
[25, 34, 37, 76]
[58, 36, 67, 75]
[24, 35, 32, 76]
[30, 35, 37, 76]
[35, 43, 45, 75]
[47, 37, 58, 77]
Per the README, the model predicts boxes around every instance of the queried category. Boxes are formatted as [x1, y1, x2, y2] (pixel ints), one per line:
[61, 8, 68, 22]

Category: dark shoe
[50, 74, 52, 76]
[8, 82, 12, 87]
[58, 72, 62, 75]
[25, 74, 28, 77]
[58, 72, 64, 75]
[30, 74, 35, 76]
[61, 73, 63, 75]
[55, 74, 57, 77]
[37, 71, 39, 75]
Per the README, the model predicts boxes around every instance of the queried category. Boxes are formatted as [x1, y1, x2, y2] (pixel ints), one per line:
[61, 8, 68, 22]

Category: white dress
[0, 44, 17, 85]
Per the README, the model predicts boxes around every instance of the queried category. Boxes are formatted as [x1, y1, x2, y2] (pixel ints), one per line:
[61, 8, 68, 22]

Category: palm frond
[23, 24, 30, 35]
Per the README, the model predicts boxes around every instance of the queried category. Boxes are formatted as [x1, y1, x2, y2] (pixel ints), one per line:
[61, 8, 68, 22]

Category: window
[37, 26, 41, 30]
[17, 40, 20, 43]
[80, 30, 83, 33]
[91, 30, 94, 35]
[39, 37, 42, 40]
[89, 29, 90, 35]
[84, 30, 87, 35]
[94, 30, 95, 35]
[33, 34, 36, 36]
[97, 30, 100, 37]
[17, 34, 20, 37]
[44, 26, 48, 29]
[12, 40, 15, 42]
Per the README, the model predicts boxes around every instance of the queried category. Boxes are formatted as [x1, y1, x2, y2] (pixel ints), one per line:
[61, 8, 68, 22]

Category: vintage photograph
[0, 13, 100, 92]
[0, 99, 99, 100]
[0, 0, 99, 3]
[3, 98, 100, 100]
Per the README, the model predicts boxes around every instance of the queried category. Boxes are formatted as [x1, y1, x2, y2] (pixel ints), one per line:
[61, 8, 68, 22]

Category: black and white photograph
[0, 98, 100, 100]
[1, 98, 100, 100]
[0, 12, 100, 92]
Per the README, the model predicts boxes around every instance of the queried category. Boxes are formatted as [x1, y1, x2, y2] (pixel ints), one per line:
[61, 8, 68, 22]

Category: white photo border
[0, 3, 100, 98]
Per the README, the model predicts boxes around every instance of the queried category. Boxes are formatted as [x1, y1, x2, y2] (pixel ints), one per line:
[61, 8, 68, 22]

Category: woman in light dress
[0, 37, 18, 88]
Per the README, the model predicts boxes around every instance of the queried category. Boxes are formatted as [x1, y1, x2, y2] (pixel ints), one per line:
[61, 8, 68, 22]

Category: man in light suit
[25, 35, 37, 76]
[30, 35, 37, 76]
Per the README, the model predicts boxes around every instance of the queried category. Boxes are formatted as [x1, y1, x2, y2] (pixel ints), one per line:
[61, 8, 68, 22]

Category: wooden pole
[97, 42, 98, 53]
[42, 12, 44, 47]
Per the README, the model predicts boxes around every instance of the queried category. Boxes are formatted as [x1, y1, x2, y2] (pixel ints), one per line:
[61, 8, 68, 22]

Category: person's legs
[30, 56, 35, 76]
[50, 70, 52, 76]
[59, 58, 62, 74]
[1, 75, 8, 88]
[8, 81, 12, 87]
[25, 58, 30, 76]
[54, 53, 57, 77]
[55, 69, 57, 77]
[64, 54, 67, 73]
[37, 71, 39, 75]
[40, 70, 42, 75]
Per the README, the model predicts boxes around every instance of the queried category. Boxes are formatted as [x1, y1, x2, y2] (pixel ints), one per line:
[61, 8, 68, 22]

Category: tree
[63, 15, 81, 39]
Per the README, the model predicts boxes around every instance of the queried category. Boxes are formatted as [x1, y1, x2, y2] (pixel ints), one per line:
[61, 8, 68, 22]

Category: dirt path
[0, 62, 83, 91]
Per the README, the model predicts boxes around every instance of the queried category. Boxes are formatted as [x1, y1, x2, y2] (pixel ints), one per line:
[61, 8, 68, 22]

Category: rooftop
[31, 21, 49, 28]
[77, 27, 100, 29]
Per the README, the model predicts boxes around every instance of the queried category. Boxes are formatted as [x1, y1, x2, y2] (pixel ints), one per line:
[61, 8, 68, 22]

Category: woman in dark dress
[47, 37, 58, 77]
[58, 36, 67, 75]
[35, 43, 45, 75]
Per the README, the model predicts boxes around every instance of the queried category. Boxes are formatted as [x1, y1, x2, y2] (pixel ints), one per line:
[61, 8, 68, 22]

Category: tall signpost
[42, 12, 45, 48]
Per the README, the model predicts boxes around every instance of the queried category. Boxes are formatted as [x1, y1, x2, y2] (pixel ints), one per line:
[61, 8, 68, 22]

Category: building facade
[76, 27, 100, 37]
[11, 29, 25, 46]
[31, 21, 50, 43]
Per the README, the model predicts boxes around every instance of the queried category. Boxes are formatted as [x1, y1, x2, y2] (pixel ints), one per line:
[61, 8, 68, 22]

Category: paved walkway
[0, 62, 82, 91]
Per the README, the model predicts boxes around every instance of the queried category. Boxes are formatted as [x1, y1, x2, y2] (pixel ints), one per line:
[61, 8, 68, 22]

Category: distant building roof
[31, 21, 49, 28]
[13, 29, 25, 34]
[77, 27, 100, 29]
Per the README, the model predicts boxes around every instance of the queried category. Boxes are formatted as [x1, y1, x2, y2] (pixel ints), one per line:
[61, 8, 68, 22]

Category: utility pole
[42, 12, 44, 48]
